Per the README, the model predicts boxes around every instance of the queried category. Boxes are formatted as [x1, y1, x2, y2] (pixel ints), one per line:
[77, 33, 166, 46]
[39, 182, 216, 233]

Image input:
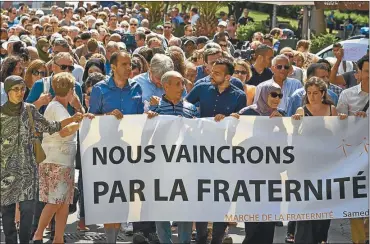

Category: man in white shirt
[190, 7, 199, 25]
[337, 55, 369, 116]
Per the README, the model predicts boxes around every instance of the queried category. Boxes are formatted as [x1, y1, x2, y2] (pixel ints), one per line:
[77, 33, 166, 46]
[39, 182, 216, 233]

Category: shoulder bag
[26, 105, 46, 164]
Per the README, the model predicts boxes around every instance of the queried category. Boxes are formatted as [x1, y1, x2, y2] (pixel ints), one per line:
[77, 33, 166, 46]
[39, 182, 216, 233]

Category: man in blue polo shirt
[147, 70, 197, 244]
[186, 58, 246, 243]
[194, 48, 244, 91]
[88, 51, 145, 244]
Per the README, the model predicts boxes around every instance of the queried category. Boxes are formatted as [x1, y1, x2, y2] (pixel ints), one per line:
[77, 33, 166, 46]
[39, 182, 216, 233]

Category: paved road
[1, 212, 350, 243]
[0, 173, 353, 243]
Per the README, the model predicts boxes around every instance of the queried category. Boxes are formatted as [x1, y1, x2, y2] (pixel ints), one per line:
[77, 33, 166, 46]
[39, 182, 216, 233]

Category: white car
[316, 38, 369, 61]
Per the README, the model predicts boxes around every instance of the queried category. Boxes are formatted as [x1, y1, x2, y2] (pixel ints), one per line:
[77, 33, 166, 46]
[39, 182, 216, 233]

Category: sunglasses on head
[234, 70, 247, 75]
[32, 70, 47, 76]
[275, 64, 290, 70]
[270, 92, 283, 99]
[55, 63, 75, 72]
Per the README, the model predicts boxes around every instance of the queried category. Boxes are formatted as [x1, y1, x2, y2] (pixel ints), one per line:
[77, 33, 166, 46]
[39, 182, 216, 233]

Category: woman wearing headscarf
[82, 58, 106, 83]
[239, 82, 285, 117]
[238, 82, 284, 244]
[0, 76, 84, 244]
[36, 38, 51, 63]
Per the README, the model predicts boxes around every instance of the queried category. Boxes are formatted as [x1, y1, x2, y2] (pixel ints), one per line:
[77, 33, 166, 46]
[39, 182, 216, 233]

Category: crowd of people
[0, 2, 369, 244]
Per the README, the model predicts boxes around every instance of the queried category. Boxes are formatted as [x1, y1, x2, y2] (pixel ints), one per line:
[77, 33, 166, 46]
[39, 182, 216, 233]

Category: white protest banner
[80, 115, 369, 224]
[342, 42, 368, 61]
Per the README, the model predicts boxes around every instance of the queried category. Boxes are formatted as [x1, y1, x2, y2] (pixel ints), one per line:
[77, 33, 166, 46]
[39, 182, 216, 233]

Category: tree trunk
[310, 6, 326, 36]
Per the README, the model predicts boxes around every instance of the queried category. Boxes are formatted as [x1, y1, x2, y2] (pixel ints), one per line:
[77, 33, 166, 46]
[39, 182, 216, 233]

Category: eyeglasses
[55, 63, 75, 72]
[10, 87, 26, 93]
[130, 23, 137, 26]
[164, 26, 172, 29]
[234, 70, 248, 75]
[270, 92, 283, 99]
[219, 44, 228, 48]
[275, 64, 290, 70]
[32, 70, 47, 76]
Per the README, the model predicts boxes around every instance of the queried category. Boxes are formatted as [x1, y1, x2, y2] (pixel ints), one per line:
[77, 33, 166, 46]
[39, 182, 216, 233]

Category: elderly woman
[232, 59, 255, 106]
[238, 82, 284, 244]
[32, 72, 94, 244]
[0, 75, 83, 244]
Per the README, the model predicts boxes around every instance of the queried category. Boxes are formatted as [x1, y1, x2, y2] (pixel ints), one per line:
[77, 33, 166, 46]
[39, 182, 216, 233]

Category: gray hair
[150, 54, 174, 78]
[106, 41, 119, 50]
[161, 71, 183, 86]
[53, 52, 73, 64]
[272, 54, 290, 66]
[168, 37, 182, 47]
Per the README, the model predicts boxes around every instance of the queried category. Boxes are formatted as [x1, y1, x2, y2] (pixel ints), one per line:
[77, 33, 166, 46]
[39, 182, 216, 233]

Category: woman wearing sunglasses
[24, 59, 48, 100]
[238, 82, 284, 244]
[233, 59, 255, 106]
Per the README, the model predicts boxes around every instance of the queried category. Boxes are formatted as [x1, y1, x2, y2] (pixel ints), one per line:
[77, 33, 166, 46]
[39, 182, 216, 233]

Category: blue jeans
[156, 221, 192, 244]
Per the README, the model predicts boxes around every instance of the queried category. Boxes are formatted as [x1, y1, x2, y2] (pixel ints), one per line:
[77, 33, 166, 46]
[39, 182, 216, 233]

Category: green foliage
[325, 10, 369, 25]
[310, 33, 339, 54]
[236, 22, 266, 41]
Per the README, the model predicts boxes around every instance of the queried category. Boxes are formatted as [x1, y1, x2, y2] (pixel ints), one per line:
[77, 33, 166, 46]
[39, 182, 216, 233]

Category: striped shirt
[150, 95, 199, 118]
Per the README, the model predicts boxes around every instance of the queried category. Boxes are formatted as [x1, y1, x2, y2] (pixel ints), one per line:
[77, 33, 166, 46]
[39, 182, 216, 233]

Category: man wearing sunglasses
[280, 47, 304, 83]
[27, 52, 84, 115]
[163, 21, 175, 43]
[7, 7, 19, 28]
[254, 54, 302, 114]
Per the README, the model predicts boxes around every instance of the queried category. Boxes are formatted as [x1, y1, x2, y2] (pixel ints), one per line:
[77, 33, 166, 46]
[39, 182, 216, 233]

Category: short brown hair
[296, 40, 311, 51]
[87, 38, 99, 53]
[52, 72, 75, 97]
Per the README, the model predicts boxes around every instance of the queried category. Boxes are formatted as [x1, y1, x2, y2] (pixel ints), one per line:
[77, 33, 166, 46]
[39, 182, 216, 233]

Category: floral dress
[1, 103, 61, 207]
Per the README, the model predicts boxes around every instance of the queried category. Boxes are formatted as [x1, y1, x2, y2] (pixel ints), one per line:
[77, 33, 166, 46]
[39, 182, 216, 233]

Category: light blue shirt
[286, 87, 339, 116]
[254, 77, 303, 114]
[1, 82, 7, 106]
[132, 72, 187, 110]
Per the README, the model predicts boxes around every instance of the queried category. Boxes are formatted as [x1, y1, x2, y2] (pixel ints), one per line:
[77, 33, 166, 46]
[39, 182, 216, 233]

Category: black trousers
[287, 221, 296, 235]
[295, 220, 331, 244]
[243, 222, 275, 244]
[133, 221, 156, 237]
[195, 222, 228, 244]
[1, 200, 35, 244]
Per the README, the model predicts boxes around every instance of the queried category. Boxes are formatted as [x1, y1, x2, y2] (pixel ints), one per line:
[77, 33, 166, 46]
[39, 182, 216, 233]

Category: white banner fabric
[80, 115, 369, 224]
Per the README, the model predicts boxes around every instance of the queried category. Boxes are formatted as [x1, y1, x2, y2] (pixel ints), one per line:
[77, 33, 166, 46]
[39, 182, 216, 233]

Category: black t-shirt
[342, 71, 357, 88]
[246, 66, 273, 86]
[238, 16, 254, 26]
